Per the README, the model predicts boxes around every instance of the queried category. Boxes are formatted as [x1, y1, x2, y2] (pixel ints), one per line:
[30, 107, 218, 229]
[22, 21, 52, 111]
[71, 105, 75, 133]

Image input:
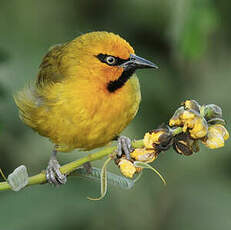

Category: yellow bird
[15, 31, 158, 185]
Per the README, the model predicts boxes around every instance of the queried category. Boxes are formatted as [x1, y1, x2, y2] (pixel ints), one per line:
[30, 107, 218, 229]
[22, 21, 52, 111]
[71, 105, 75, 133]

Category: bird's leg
[46, 149, 67, 185]
[116, 136, 134, 160]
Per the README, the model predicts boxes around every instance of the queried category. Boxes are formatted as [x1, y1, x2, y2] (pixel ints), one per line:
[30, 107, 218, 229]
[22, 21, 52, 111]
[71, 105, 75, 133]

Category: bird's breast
[37, 74, 141, 151]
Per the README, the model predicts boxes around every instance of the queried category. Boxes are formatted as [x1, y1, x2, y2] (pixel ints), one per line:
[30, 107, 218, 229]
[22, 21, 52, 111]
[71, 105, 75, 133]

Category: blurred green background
[0, 0, 231, 229]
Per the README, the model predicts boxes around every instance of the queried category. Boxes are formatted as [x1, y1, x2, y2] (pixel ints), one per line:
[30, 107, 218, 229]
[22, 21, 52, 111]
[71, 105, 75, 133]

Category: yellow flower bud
[222, 127, 230, 141]
[203, 124, 229, 149]
[143, 129, 172, 149]
[143, 130, 165, 148]
[131, 148, 157, 163]
[181, 111, 197, 132]
[169, 107, 185, 127]
[170, 108, 208, 139]
[182, 110, 196, 120]
[183, 100, 200, 112]
[118, 158, 137, 178]
[189, 117, 208, 139]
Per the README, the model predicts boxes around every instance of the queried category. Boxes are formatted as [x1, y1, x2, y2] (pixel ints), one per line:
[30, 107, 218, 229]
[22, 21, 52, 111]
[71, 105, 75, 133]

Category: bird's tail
[14, 83, 40, 129]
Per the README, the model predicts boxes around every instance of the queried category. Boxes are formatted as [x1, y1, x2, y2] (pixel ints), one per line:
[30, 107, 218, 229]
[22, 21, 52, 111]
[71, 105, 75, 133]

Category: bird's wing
[36, 43, 66, 86]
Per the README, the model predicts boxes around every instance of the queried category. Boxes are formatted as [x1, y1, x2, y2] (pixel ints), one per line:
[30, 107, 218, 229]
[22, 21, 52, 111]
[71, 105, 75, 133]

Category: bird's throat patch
[107, 69, 135, 92]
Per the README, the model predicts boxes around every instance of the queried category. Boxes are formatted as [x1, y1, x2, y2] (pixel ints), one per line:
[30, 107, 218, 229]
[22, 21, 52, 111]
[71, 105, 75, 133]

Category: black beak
[120, 54, 158, 71]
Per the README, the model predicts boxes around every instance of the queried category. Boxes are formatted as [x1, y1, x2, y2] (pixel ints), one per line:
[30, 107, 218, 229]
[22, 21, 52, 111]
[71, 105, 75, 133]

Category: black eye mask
[96, 54, 128, 66]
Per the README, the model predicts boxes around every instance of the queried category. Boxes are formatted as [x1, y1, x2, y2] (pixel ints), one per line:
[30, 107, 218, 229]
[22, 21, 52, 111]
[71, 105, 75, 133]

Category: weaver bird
[15, 31, 158, 185]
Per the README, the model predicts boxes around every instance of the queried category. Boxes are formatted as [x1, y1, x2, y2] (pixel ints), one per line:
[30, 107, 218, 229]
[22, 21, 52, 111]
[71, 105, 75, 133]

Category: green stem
[0, 139, 144, 191]
[172, 127, 183, 136]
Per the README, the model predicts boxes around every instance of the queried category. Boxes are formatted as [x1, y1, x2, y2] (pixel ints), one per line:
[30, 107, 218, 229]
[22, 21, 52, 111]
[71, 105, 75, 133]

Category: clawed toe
[116, 136, 134, 160]
[46, 161, 67, 185]
[46, 150, 67, 186]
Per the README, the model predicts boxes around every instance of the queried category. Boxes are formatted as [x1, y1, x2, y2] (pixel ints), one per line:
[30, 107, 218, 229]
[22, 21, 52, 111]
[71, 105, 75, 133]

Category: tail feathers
[14, 85, 40, 129]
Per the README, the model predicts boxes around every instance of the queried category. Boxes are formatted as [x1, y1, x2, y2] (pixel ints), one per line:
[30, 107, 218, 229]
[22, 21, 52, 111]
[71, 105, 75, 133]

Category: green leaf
[74, 167, 137, 190]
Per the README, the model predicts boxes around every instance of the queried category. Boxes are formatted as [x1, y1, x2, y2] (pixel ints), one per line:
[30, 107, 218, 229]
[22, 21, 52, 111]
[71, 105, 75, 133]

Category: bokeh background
[0, 0, 231, 229]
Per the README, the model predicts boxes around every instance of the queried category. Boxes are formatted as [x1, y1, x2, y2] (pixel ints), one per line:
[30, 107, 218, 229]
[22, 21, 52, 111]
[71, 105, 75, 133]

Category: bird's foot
[116, 136, 134, 160]
[46, 151, 67, 186]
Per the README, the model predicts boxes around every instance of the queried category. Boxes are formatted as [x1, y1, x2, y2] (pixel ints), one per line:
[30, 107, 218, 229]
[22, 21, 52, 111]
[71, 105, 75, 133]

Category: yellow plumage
[15, 32, 142, 152]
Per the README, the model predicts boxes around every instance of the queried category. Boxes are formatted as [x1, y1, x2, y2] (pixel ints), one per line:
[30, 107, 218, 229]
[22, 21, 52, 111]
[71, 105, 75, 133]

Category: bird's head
[63, 31, 158, 92]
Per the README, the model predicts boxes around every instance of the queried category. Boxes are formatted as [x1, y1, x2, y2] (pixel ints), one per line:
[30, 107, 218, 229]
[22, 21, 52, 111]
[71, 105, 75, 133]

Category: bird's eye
[105, 56, 116, 65]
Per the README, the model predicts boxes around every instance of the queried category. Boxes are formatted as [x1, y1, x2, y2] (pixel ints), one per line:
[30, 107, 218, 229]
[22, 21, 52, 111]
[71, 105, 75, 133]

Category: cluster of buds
[169, 100, 229, 154]
[115, 148, 158, 178]
[115, 100, 229, 179]
[115, 128, 173, 179]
